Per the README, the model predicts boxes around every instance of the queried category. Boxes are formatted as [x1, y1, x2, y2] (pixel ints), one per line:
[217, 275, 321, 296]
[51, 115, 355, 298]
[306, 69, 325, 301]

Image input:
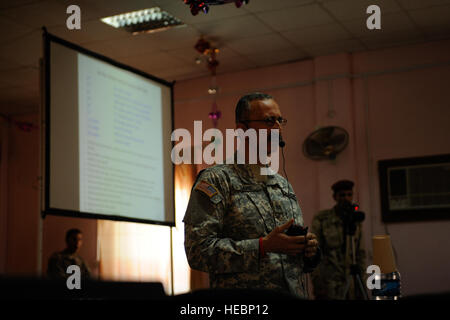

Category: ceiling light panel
[101, 7, 185, 34]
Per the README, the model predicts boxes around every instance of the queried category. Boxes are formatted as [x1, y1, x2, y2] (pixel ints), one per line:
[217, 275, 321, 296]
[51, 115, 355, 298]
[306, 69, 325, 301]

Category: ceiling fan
[303, 126, 349, 161]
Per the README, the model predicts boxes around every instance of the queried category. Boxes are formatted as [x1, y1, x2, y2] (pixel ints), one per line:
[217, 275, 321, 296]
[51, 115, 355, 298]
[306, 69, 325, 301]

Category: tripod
[342, 229, 368, 300]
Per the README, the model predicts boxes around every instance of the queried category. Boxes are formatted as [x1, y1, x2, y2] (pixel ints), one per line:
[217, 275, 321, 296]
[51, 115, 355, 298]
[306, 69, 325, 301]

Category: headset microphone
[279, 133, 288, 181]
[279, 134, 286, 148]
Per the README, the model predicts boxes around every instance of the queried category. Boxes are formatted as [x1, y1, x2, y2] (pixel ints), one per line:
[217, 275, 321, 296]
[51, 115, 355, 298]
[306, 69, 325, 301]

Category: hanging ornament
[207, 48, 219, 75]
[194, 37, 222, 128]
[194, 37, 210, 54]
[184, 0, 250, 16]
[208, 75, 221, 128]
[208, 101, 222, 128]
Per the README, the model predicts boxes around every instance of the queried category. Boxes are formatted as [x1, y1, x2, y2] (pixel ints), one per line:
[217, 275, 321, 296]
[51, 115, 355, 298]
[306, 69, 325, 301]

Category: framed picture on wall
[378, 154, 450, 222]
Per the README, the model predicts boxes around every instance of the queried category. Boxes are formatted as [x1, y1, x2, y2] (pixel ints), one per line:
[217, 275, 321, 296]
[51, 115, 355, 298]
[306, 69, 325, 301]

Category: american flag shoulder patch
[195, 180, 219, 198]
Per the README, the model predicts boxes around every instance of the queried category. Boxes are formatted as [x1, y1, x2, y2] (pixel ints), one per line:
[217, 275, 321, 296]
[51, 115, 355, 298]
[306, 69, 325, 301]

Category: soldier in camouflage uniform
[47, 228, 91, 280]
[183, 93, 321, 299]
[311, 180, 366, 300]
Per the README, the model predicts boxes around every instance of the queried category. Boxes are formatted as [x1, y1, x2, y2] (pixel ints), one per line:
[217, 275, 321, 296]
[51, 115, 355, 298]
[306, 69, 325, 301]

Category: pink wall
[174, 39, 450, 296]
[0, 113, 98, 278]
[4, 114, 39, 275]
[1, 38, 449, 296]
[353, 44, 450, 295]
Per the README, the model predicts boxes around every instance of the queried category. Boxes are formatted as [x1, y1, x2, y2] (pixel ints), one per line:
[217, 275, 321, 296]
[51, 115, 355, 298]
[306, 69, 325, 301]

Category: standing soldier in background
[311, 180, 366, 300]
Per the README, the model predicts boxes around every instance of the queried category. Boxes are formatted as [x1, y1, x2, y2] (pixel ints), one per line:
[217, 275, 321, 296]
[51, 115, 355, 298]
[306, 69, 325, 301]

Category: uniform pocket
[224, 191, 269, 238]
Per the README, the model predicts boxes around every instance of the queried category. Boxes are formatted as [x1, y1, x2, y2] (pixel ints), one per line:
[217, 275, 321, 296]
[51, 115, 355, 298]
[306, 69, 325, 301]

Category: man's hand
[263, 219, 307, 255]
[304, 233, 318, 258]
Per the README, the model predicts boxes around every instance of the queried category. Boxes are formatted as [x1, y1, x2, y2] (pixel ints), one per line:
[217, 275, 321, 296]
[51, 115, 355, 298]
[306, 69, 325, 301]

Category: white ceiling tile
[85, 34, 162, 59]
[215, 55, 257, 72]
[246, 48, 309, 67]
[0, 30, 41, 68]
[55, 0, 161, 21]
[0, 0, 450, 115]
[172, 70, 210, 81]
[243, 0, 315, 13]
[408, 5, 450, 28]
[303, 39, 365, 56]
[360, 30, 426, 50]
[321, 0, 402, 21]
[213, 46, 240, 59]
[47, 20, 129, 45]
[80, 41, 119, 60]
[215, 64, 255, 75]
[84, 25, 200, 57]
[193, 14, 273, 41]
[156, 64, 208, 80]
[0, 0, 68, 28]
[396, 0, 450, 10]
[47, 0, 109, 21]
[0, 17, 35, 43]
[281, 23, 352, 47]
[227, 33, 296, 55]
[165, 44, 255, 77]
[0, 0, 40, 10]
[117, 51, 187, 74]
[365, 38, 426, 50]
[166, 47, 203, 65]
[423, 26, 450, 40]
[256, 4, 335, 31]
[144, 25, 201, 50]
[168, 45, 238, 65]
[210, 49, 253, 70]
[342, 12, 417, 38]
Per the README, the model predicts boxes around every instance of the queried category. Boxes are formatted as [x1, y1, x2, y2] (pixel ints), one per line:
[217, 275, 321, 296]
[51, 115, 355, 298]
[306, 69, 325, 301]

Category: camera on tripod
[338, 202, 369, 299]
[339, 202, 365, 222]
[337, 202, 365, 236]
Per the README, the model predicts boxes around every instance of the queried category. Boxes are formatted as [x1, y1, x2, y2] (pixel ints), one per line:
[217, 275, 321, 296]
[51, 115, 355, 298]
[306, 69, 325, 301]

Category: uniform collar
[232, 163, 287, 192]
[233, 163, 258, 184]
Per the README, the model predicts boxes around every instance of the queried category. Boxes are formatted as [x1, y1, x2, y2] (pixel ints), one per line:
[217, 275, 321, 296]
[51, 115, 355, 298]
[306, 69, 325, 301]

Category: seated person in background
[47, 228, 91, 280]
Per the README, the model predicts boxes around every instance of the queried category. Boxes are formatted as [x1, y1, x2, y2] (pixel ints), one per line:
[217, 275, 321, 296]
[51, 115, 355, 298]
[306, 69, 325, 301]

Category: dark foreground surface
[0, 276, 448, 318]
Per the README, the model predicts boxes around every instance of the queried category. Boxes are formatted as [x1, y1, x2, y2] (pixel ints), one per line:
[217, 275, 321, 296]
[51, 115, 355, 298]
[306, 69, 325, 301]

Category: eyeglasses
[244, 116, 287, 127]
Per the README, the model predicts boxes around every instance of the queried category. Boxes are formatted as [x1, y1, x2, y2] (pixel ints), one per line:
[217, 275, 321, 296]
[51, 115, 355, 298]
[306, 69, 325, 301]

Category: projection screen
[42, 32, 175, 226]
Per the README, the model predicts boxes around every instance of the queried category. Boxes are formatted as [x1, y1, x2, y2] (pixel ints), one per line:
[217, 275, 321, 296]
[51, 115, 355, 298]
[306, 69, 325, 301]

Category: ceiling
[1, 0, 450, 115]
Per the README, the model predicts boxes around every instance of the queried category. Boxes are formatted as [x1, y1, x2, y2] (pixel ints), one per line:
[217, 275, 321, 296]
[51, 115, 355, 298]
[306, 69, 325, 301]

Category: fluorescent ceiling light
[101, 7, 185, 35]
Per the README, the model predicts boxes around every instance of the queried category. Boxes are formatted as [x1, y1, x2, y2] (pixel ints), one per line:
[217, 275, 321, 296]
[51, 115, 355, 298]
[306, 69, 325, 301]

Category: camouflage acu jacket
[47, 250, 91, 280]
[311, 208, 366, 300]
[183, 163, 318, 299]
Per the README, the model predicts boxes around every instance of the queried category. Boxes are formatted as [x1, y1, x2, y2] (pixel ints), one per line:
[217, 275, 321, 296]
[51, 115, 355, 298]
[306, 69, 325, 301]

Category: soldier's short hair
[235, 92, 273, 124]
[331, 180, 354, 195]
[65, 228, 82, 242]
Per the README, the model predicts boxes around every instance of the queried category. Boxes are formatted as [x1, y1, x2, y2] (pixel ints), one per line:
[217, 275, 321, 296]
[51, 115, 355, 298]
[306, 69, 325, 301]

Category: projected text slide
[78, 54, 165, 221]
